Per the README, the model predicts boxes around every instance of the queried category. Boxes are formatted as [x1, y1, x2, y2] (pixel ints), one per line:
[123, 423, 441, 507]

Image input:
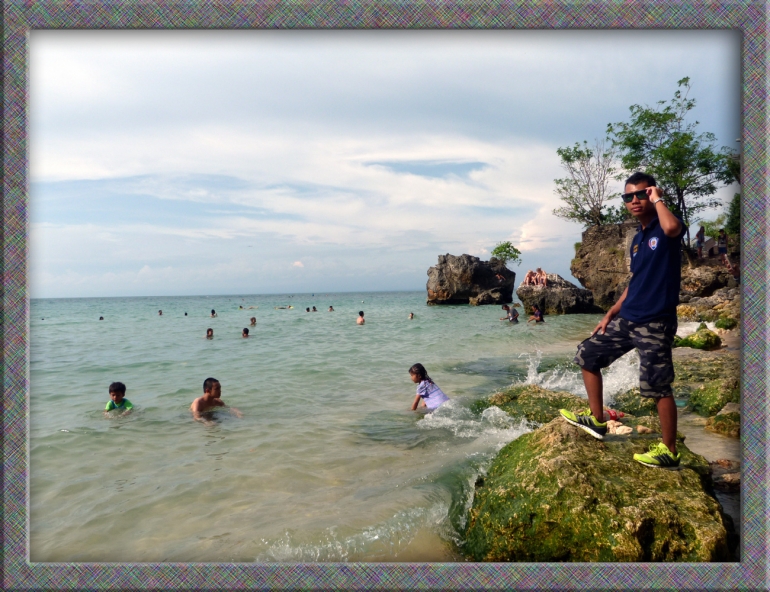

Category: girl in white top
[409, 363, 449, 411]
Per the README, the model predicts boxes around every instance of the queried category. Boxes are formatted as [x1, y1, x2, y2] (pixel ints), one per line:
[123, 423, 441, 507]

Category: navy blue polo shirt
[619, 216, 687, 324]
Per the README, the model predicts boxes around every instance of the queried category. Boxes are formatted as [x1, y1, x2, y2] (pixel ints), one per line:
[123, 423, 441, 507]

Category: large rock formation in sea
[515, 274, 602, 315]
[463, 384, 737, 562]
[570, 220, 637, 311]
[426, 254, 515, 305]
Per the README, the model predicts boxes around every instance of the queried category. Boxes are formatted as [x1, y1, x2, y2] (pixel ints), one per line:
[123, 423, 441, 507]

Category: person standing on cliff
[560, 171, 686, 469]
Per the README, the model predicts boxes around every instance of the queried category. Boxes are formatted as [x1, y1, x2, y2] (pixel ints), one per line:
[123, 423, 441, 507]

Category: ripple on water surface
[30, 293, 603, 561]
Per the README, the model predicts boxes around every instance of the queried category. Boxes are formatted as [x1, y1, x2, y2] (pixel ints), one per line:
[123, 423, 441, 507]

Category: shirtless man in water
[191, 378, 242, 424]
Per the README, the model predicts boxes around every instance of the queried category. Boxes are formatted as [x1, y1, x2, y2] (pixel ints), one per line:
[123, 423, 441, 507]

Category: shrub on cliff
[490, 241, 522, 268]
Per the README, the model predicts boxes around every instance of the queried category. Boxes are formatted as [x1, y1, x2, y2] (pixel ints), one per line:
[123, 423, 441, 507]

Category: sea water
[29, 292, 710, 562]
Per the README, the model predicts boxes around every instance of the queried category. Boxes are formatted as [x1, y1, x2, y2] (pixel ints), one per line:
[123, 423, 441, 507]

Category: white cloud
[28, 30, 740, 298]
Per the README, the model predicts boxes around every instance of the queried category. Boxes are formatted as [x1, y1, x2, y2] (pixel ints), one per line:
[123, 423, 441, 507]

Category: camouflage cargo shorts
[574, 316, 677, 399]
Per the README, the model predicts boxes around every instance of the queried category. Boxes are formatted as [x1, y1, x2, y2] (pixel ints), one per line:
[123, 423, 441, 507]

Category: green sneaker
[633, 442, 681, 469]
[559, 408, 607, 440]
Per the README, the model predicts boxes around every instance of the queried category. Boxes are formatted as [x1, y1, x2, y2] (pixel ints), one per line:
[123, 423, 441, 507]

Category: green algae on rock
[687, 375, 740, 417]
[463, 419, 733, 562]
[705, 412, 740, 438]
[674, 328, 722, 351]
[714, 317, 738, 330]
[612, 388, 657, 417]
[471, 384, 587, 424]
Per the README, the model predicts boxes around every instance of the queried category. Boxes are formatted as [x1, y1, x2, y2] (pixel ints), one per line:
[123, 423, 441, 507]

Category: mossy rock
[612, 415, 686, 442]
[674, 354, 738, 384]
[688, 376, 740, 417]
[697, 310, 721, 323]
[478, 385, 586, 424]
[463, 419, 731, 562]
[715, 317, 738, 330]
[630, 415, 661, 432]
[676, 305, 698, 322]
[612, 388, 657, 417]
[673, 328, 721, 351]
[705, 413, 740, 438]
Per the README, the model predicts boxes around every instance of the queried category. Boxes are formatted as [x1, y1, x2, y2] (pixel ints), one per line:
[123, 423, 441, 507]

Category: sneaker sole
[562, 416, 605, 440]
[634, 458, 681, 470]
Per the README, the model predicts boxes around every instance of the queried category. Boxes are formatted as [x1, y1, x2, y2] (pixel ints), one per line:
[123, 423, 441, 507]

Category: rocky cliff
[426, 254, 515, 305]
[571, 221, 739, 312]
[570, 220, 637, 311]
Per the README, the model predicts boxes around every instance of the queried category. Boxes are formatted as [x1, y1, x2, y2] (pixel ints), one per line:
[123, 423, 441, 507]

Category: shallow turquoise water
[31, 291, 650, 562]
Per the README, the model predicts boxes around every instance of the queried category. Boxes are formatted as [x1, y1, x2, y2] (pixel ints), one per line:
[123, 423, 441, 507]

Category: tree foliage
[552, 139, 624, 228]
[491, 241, 522, 267]
[725, 193, 740, 237]
[607, 77, 737, 242]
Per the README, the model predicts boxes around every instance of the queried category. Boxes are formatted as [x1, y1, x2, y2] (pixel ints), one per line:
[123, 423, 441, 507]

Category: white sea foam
[416, 399, 533, 449]
[516, 348, 642, 405]
[257, 503, 451, 562]
[676, 321, 716, 337]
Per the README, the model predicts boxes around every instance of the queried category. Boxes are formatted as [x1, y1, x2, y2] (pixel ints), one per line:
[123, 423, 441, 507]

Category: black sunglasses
[621, 189, 650, 203]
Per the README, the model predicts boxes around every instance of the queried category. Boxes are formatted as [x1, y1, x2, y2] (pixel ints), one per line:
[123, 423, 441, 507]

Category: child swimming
[190, 377, 242, 423]
[409, 363, 449, 411]
[528, 304, 545, 323]
[242, 328, 249, 338]
[206, 328, 214, 339]
[250, 317, 257, 326]
[104, 381, 133, 416]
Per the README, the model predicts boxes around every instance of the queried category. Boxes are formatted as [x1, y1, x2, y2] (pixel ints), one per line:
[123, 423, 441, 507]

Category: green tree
[491, 241, 522, 267]
[724, 192, 740, 237]
[552, 139, 624, 228]
[607, 78, 737, 244]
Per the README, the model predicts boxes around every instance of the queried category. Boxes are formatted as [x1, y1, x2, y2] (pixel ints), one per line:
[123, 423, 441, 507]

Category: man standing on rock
[560, 172, 686, 469]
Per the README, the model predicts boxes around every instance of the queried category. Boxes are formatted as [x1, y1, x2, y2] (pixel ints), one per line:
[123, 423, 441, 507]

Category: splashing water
[676, 321, 716, 337]
[515, 348, 643, 405]
[416, 399, 533, 449]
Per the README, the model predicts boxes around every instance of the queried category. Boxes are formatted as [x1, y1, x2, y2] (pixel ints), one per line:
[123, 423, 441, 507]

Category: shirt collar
[637, 216, 660, 233]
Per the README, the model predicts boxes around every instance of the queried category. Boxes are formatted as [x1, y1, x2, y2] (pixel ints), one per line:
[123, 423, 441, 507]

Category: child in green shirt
[104, 381, 133, 416]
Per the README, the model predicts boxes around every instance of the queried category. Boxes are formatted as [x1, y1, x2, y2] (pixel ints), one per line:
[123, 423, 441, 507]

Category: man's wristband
[652, 198, 665, 206]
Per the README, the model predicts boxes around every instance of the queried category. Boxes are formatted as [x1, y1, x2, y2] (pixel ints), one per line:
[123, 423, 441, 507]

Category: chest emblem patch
[648, 237, 659, 251]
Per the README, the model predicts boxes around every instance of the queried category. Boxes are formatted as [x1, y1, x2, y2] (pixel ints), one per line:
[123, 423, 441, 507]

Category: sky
[29, 30, 741, 298]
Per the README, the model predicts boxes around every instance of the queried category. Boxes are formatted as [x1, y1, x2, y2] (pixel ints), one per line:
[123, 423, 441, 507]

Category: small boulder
[715, 317, 738, 330]
[717, 402, 740, 416]
[705, 412, 740, 438]
[674, 328, 722, 351]
[709, 460, 741, 492]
